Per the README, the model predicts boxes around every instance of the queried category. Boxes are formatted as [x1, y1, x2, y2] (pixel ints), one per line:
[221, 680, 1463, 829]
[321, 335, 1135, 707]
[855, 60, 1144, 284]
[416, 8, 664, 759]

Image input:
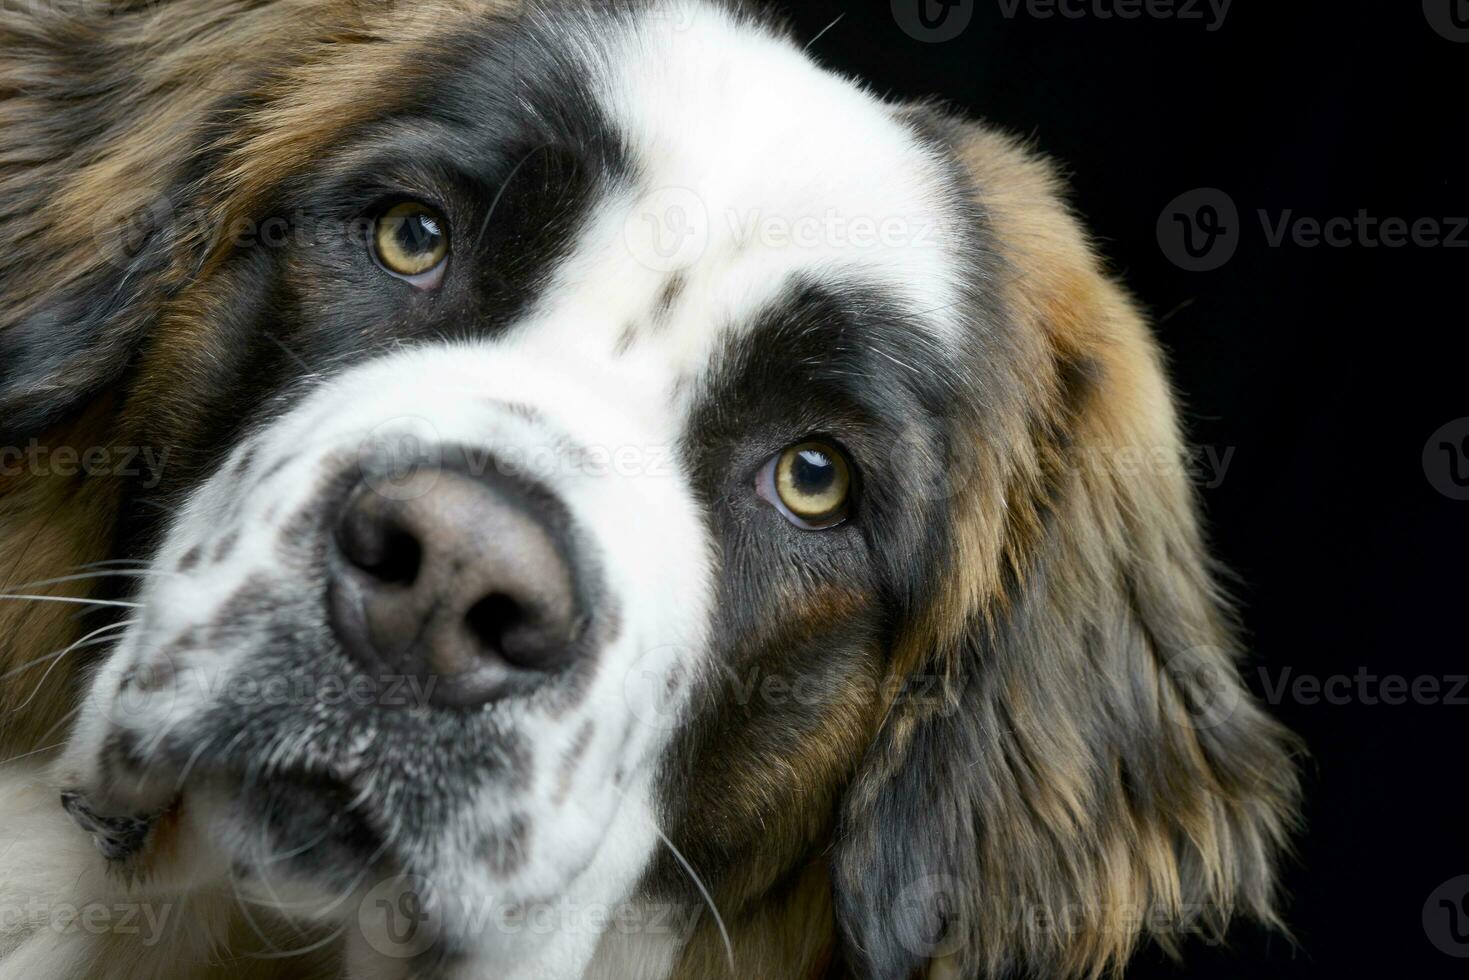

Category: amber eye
[757, 441, 852, 529]
[373, 201, 449, 281]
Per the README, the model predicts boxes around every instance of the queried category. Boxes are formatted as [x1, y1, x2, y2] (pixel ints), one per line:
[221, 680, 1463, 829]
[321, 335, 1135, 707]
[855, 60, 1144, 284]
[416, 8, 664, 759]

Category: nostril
[337, 506, 423, 586]
[465, 593, 532, 664]
[364, 524, 423, 585]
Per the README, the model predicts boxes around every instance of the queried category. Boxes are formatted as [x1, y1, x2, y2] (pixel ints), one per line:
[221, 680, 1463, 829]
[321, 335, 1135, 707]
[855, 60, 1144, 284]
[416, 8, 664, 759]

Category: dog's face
[0, 2, 1299, 978]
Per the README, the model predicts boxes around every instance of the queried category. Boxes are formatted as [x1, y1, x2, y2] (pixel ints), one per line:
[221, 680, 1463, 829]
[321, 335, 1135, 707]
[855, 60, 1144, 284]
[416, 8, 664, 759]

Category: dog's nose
[327, 468, 583, 707]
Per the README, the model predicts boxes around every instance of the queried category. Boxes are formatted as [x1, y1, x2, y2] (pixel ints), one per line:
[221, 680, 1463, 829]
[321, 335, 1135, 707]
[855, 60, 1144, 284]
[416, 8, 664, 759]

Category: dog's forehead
[502, 2, 966, 376]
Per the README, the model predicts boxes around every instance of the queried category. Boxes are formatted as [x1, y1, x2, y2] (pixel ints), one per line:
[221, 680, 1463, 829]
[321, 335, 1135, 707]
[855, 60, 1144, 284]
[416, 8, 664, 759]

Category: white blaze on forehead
[512, 0, 964, 394]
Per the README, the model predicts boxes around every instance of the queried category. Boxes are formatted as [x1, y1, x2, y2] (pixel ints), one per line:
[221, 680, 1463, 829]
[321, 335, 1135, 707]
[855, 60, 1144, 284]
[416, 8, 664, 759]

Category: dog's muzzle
[55, 349, 709, 974]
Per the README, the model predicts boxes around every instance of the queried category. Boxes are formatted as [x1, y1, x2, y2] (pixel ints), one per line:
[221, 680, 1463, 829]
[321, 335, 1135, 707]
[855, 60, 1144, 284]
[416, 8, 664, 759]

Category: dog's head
[0, 1, 1299, 977]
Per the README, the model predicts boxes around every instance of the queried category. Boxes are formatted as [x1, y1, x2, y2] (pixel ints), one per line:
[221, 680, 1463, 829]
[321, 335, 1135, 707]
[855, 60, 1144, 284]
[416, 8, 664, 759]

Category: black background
[771, 0, 1466, 976]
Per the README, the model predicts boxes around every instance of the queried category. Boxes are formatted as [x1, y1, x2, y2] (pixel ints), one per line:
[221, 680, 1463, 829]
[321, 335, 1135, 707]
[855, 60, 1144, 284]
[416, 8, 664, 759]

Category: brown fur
[824, 123, 1302, 980]
[0, 398, 121, 750]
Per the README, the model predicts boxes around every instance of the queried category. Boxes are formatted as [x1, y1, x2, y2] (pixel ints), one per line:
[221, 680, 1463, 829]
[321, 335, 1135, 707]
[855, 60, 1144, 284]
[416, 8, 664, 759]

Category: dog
[0, 1, 1302, 977]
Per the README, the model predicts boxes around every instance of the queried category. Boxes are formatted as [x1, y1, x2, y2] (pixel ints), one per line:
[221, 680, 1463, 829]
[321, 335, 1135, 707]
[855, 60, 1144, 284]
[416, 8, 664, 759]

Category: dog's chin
[63, 746, 637, 969]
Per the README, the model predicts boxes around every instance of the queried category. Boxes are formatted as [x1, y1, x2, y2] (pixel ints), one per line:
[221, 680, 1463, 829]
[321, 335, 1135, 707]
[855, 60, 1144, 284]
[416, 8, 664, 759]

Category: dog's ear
[830, 121, 1302, 980]
[0, 7, 213, 442]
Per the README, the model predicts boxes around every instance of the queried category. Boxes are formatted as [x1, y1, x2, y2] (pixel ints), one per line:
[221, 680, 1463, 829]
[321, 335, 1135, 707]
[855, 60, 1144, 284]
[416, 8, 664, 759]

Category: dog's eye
[373, 201, 449, 283]
[757, 441, 852, 529]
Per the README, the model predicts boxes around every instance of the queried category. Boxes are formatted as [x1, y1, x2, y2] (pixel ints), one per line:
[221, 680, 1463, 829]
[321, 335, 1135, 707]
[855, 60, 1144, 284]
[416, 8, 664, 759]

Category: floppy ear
[0, 5, 219, 752]
[0, 4, 238, 442]
[830, 122, 1302, 979]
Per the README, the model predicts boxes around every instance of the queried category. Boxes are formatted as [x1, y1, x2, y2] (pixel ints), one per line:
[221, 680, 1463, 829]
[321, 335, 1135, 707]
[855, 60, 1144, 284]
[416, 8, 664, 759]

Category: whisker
[240, 923, 344, 961]
[163, 725, 230, 793]
[474, 144, 550, 250]
[26, 704, 84, 754]
[0, 593, 142, 609]
[225, 871, 313, 958]
[611, 785, 735, 972]
[237, 821, 391, 930]
[0, 619, 136, 684]
[3, 570, 176, 592]
[0, 740, 67, 766]
[804, 11, 846, 50]
[6, 621, 137, 715]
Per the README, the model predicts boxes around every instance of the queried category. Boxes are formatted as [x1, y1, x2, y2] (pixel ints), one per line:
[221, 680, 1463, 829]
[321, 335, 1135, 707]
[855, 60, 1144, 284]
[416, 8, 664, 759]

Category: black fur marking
[553, 720, 595, 805]
[650, 273, 687, 328]
[212, 529, 240, 564]
[480, 813, 531, 877]
[233, 445, 257, 478]
[613, 320, 640, 355]
[177, 544, 203, 573]
[205, 575, 279, 647]
[102, 729, 146, 771]
[257, 452, 298, 485]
